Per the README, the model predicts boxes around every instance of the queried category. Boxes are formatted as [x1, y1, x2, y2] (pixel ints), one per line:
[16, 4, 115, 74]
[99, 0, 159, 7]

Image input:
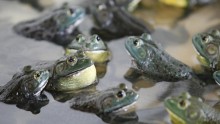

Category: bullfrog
[24, 51, 97, 92]
[65, 34, 111, 63]
[70, 83, 139, 122]
[88, 0, 141, 13]
[192, 29, 220, 71]
[90, 1, 153, 41]
[0, 69, 50, 114]
[164, 92, 220, 124]
[13, 5, 86, 46]
[125, 33, 195, 82]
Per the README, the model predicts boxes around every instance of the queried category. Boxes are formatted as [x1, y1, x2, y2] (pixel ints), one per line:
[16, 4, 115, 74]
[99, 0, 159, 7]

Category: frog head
[49, 51, 97, 91]
[125, 33, 157, 69]
[21, 70, 49, 98]
[98, 84, 139, 115]
[55, 7, 86, 33]
[192, 29, 220, 70]
[66, 34, 111, 63]
[164, 92, 205, 124]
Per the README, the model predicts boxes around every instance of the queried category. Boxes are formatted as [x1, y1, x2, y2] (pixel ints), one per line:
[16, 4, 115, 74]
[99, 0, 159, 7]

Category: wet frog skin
[192, 29, 220, 71]
[0, 70, 50, 114]
[70, 84, 139, 121]
[125, 33, 193, 82]
[25, 51, 97, 92]
[13, 6, 86, 46]
[164, 92, 220, 124]
[90, 1, 152, 41]
[65, 34, 111, 63]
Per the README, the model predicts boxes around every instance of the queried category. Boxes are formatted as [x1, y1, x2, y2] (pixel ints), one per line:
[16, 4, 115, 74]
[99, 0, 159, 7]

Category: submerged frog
[90, 1, 152, 41]
[65, 34, 111, 63]
[0, 69, 50, 114]
[13, 6, 86, 46]
[125, 33, 194, 82]
[192, 29, 220, 71]
[70, 84, 139, 122]
[164, 92, 220, 124]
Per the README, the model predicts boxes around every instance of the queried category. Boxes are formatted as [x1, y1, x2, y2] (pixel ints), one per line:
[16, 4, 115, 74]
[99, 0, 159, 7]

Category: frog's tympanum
[46, 52, 97, 92]
[13, 6, 86, 46]
[90, 1, 152, 41]
[65, 34, 111, 63]
[164, 92, 220, 124]
[192, 29, 220, 71]
[0, 70, 50, 114]
[70, 84, 139, 122]
[125, 33, 193, 82]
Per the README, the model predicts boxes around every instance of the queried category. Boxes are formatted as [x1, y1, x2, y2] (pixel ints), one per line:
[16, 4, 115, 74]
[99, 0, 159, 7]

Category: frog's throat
[54, 64, 97, 91]
[166, 108, 186, 124]
[111, 101, 137, 115]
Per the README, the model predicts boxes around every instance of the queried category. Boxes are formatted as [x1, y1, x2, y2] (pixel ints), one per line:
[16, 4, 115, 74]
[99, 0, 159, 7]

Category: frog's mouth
[111, 101, 137, 115]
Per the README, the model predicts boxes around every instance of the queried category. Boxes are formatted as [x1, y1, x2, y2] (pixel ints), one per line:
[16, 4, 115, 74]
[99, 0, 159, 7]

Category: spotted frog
[70, 83, 139, 122]
[0, 69, 49, 114]
[125, 33, 194, 82]
[13, 5, 86, 46]
[164, 92, 220, 124]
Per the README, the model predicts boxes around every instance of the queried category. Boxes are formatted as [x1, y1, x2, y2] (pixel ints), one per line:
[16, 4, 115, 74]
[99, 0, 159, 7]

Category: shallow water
[0, 0, 220, 124]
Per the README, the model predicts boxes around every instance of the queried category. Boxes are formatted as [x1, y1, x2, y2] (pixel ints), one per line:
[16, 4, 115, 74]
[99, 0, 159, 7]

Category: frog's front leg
[124, 67, 143, 82]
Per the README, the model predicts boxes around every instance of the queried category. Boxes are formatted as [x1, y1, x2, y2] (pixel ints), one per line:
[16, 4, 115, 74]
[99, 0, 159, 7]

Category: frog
[192, 29, 220, 71]
[90, 1, 153, 41]
[164, 92, 220, 124]
[125, 33, 196, 82]
[88, 0, 141, 13]
[70, 83, 139, 122]
[0, 69, 50, 114]
[13, 5, 86, 46]
[159, 0, 216, 8]
[24, 51, 97, 92]
[65, 34, 111, 63]
[213, 70, 220, 85]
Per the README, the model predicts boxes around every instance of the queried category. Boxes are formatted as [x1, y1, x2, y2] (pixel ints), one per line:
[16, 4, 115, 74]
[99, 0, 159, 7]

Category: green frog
[65, 34, 111, 63]
[125, 33, 194, 82]
[164, 92, 220, 124]
[70, 83, 139, 122]
[25, 51, 97, 92]
[192, 29, 220, 71]
[0, 69, 50, 114]
[13, 5, 86, 46]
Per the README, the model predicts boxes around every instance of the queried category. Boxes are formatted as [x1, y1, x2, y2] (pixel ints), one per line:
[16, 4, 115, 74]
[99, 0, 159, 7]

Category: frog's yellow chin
[197, 55, 209, 67]
[166, 109, 186, 124]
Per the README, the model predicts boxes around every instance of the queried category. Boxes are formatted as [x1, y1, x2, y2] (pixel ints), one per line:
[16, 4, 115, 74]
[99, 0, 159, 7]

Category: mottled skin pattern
[0, 70, 49, 114]
[192, 29, 220, 71]
[70, 84, 138, 121]
[164, 92, 220, 124]
[125, 33, 193, 82]
[90, 0, 152, 41]
[13, 6, 85, 46]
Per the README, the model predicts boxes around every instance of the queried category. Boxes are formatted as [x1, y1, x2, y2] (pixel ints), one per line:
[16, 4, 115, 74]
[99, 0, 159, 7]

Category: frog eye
[67, 56, 78, 66]
[96, 36, 101, 41]
[116, 90, 126, 98]
[178, 99, 190, 109]
[206, 43, 218, 55]
[133, 40, 141, 47]
[34, 71, 41, 80]
[202, 35, 212, 43]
